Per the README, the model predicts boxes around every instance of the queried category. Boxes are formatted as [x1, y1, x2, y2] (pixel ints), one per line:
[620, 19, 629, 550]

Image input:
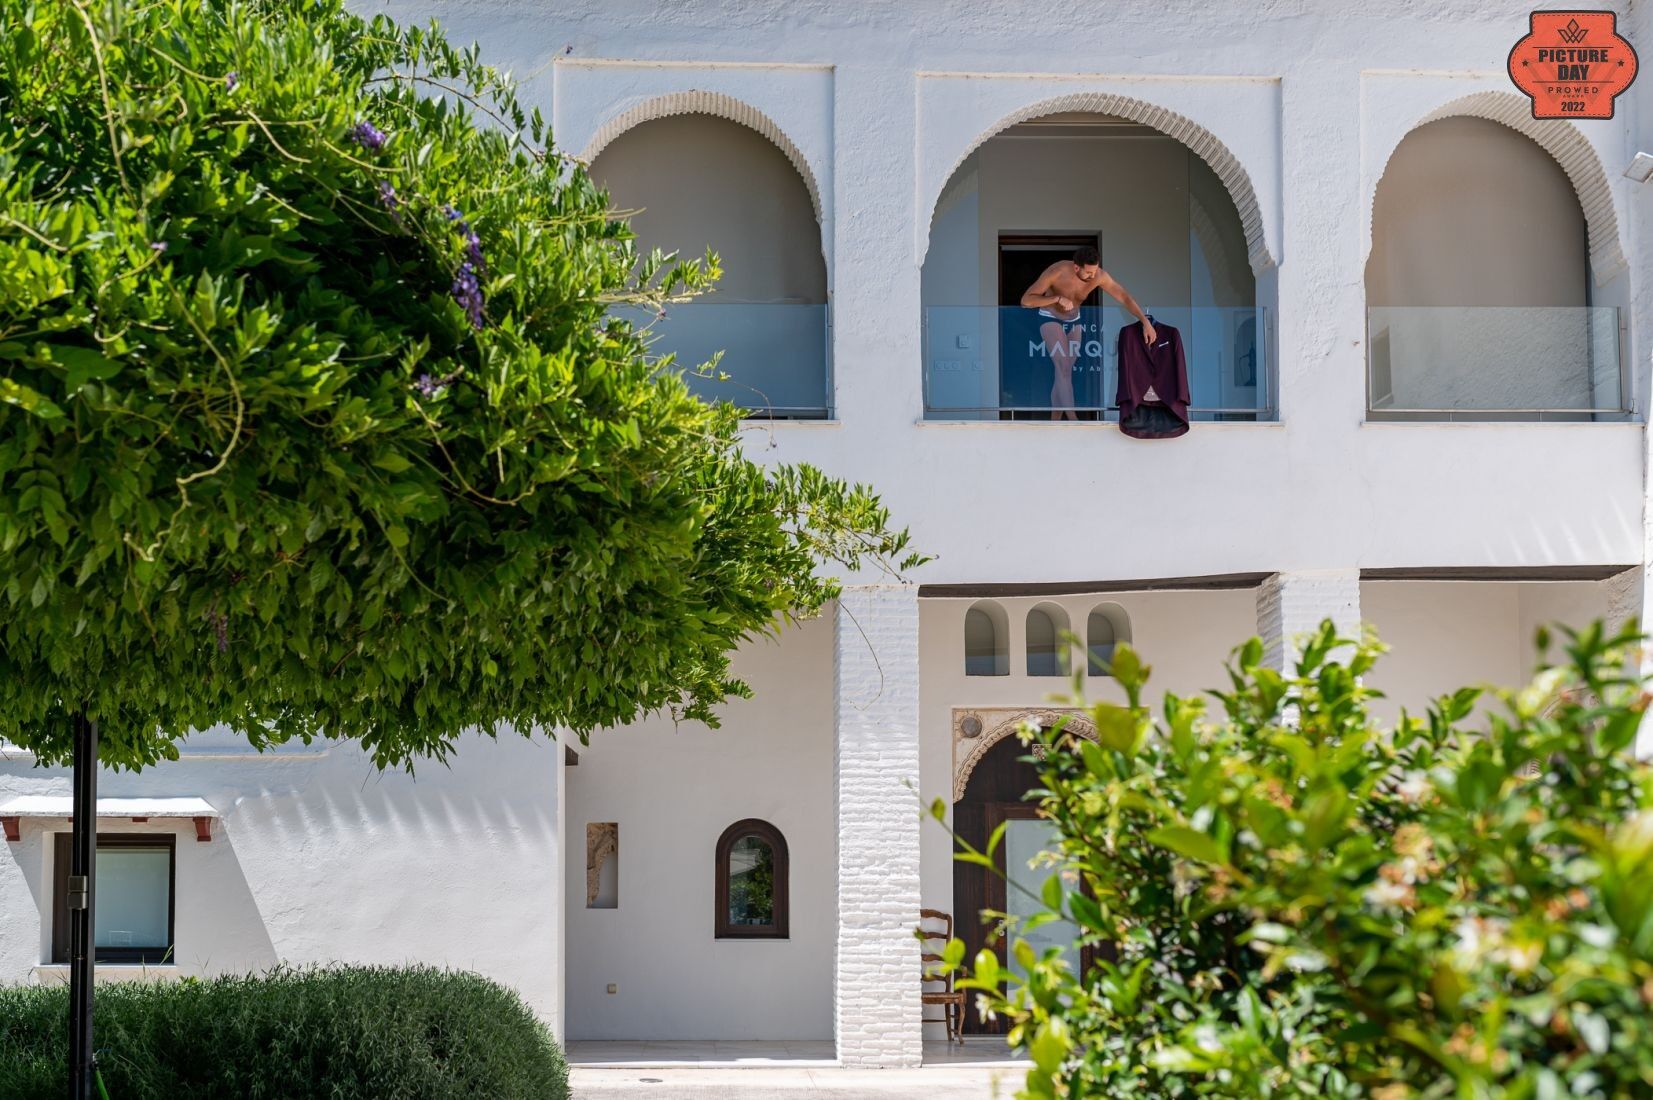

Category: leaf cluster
[934, 619, 1653, 1099]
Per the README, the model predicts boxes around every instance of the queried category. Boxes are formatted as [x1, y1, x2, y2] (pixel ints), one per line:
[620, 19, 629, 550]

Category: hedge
[0, 964, 569, 1099]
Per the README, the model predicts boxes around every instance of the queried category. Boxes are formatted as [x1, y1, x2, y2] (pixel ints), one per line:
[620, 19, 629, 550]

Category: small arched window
[964, 601, 1009, 676]
[715, 819, 789, 939]
[1026, 604, 1070, 677]
[1087, 604, 1132, 676]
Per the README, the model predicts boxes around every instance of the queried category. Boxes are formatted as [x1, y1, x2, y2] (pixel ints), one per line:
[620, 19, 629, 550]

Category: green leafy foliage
[935, 618, 1653, 1098]
[0, 0, 923, 768]
[0, 963, 569, 1098]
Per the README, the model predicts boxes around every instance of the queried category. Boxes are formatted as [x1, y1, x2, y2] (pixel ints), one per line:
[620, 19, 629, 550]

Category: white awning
[0, 795, 219, 818]
[0, 796, 220, 841]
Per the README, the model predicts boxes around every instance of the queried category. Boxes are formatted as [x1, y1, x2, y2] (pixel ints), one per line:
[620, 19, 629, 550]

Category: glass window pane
[1027, 609, 1061, 676]
[95, 847, 170, 950]
[726, 835, 775, 926]
[1087, 611, 1116, 675]
[965, 608, 999, 676]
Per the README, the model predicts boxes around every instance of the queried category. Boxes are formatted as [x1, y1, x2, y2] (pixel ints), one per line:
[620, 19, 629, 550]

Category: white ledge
[0, 795, 219, 818]
[914, 418, 1284, 430]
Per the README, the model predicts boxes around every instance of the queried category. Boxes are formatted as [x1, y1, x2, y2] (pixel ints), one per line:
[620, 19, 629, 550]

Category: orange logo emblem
[1509, 10, 1638, 119]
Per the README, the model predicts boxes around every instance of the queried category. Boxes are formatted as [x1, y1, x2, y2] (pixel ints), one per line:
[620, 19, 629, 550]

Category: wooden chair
[918, 907, 966, 1043]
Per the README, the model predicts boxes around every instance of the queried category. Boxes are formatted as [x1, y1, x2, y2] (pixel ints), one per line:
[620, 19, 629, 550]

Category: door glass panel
[1003, 818, 1080, 982]
[95, 846, 170, 949]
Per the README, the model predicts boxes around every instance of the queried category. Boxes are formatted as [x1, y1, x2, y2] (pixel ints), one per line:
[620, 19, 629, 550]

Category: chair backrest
[917, 908, 955, 979]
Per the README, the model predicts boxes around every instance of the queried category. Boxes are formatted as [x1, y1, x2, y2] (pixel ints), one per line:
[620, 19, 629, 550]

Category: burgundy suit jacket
[1115, 318, 1190, 439]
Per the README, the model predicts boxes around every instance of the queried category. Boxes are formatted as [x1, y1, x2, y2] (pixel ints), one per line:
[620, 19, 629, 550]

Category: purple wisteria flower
[442, 205, 487, 331]
[224, 71, 238, 92]
[377, 180, 404, 228]
[451, 261, 484, 330]
[350, 119, 387, 152]
[412, 369, 462, 397]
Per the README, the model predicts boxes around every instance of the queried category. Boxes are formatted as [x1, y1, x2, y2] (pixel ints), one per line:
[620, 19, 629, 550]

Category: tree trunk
[68, 714, 97, 1100]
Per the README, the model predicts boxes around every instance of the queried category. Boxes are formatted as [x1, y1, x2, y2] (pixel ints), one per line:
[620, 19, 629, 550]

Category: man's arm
[1095, 269, 1155, 342]
[1020, 263, 1070, 310]
[1095, 270, 1146, 323]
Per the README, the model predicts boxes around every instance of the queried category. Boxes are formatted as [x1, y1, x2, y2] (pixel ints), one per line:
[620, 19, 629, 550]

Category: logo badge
[1509, 11, 1638, 119]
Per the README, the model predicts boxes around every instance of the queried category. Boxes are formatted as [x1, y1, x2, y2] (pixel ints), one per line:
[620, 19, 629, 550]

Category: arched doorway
[951, 732, 1096, 1034]
[920, 109, 1268, 422]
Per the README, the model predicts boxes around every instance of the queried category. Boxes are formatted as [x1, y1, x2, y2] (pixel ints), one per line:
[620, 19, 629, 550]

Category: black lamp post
[67, 714, 97, 1100]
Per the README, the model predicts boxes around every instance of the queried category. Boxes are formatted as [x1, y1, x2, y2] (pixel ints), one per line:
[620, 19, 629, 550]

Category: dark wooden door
[953, 735, 1102, 1034]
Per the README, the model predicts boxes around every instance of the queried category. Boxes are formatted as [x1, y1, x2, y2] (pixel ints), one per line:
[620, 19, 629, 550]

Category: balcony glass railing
[617, 302, 831, 419]
[922, 305, 1271, 420]
[1366, 306, 1625, 420]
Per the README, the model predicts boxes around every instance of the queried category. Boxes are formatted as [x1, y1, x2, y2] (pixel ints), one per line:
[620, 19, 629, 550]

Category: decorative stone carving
[951, 707, 1099, 802]
[926, 91, 1276, 275]
[586, 822, 618, 907]
[578, 90, 824, 224]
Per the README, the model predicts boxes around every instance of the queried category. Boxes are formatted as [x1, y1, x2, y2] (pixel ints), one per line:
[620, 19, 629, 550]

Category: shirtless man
[1020, 245, 1154, 420]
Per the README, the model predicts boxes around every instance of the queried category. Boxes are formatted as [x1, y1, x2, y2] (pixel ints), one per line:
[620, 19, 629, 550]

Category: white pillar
[833, 584, 923, 1067]
[1256, 569, 1362, 671]
[1602, 565, 1653, 758]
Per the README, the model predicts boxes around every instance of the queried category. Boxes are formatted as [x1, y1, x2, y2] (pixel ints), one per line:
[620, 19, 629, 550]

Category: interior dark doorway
[951, 731, 1102, 1035]
[996, 233, 1104, 421]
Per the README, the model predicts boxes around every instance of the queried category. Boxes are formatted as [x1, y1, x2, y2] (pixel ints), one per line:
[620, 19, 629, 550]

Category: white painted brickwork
[1257, 570, 1362, 672]
[1602, 566, 1653, 758]
[833, 585, 923, 1067]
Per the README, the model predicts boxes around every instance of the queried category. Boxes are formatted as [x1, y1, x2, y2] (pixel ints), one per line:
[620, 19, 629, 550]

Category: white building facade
[4, 0, 1653, 1067]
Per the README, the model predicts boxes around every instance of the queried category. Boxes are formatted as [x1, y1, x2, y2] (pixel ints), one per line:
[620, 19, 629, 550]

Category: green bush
[0, 964, 569, 1099]
[936, 619, 1653, 1098]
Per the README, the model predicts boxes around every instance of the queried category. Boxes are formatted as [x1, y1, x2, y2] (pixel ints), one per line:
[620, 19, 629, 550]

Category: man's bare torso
[1039, 261, 1102, 316]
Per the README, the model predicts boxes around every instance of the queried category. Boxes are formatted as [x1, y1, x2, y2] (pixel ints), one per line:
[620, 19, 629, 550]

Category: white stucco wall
[0, 728, 565, 1035]
[562, 613, 837, 1040]
[358, 0, 1652, 586]
[1362, 579, 1611, 724]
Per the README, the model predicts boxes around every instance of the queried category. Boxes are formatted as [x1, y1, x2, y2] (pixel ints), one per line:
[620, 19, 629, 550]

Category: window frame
[52, 832, 177, 965]
[714, 818, 790, 940]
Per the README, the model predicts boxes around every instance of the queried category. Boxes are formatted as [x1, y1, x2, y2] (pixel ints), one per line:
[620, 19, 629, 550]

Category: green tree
[935, 620, 1653, 1098]
[0, 0, 922, 769]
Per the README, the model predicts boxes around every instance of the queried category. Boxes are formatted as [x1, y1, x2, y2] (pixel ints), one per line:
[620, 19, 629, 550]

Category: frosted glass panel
[95, 847, 170, 949]
[923, 305, 1269, 419]
[612, 303, 831, 418]
[1367, 306, 1622, 414]
[1004, 818, 1079, 982]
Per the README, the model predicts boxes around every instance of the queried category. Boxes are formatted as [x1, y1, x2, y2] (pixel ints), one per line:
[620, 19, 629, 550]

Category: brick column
[1256, 570, 1362, 671]
[833, 584, 922, 1067]
[1603, 565, 1653, 758]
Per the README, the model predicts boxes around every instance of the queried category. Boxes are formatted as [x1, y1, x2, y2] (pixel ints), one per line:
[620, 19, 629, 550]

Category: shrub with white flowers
[934, 619, 1653, 1098]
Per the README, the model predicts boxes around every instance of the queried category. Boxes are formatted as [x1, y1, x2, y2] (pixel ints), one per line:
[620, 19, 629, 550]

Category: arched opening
[921, 110, 1268, 423]
[950, 730, 1100, 1034]
[964, 601, 1009, 676]
[590, 112, 830, 418]
[1366, 115, 1622, 421]
[1025, 603, 1070, 677]
[1086, 603, 1131, 676]
[714, 818, 789, 939]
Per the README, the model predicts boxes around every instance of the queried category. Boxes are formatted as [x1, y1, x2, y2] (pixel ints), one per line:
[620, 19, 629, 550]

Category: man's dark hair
[1072, 245, 1100, 267]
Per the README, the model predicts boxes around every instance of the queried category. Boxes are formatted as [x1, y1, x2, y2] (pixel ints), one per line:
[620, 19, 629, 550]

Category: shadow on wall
[1, 728, 559, 989]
